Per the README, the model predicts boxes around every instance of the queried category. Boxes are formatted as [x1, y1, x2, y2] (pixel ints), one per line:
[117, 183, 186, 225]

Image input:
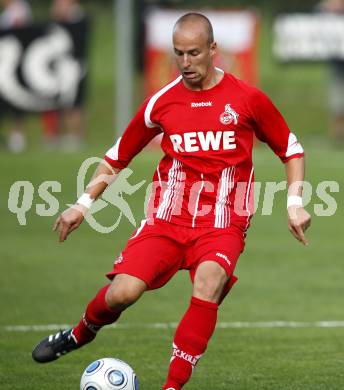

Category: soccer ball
[80, 358, 139, 390]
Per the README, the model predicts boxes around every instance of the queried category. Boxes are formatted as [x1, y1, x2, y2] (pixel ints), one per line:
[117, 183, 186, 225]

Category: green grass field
[1, 3, 344, 389]
[0, 144, 343, 389]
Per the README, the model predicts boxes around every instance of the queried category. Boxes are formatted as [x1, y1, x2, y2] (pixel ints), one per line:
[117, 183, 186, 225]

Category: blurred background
[1, 2, 343, 389]
[0, 0, 343, 154]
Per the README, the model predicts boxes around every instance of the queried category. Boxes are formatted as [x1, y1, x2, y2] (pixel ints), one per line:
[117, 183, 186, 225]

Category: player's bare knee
[105, 275, 147, 310]
[106, 285, 145, 311]
[193, 262, 229, 302]
[193, 278, 224, 302]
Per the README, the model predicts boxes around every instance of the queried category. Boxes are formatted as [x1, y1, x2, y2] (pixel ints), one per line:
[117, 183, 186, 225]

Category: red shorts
[106, 219, 245, 301]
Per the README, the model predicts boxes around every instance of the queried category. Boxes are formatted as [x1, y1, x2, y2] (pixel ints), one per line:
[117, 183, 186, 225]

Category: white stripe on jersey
[215, 169, 227, 228]
[286, 132, 304, 158]
[156, 159, 184, 221]
[144, 76, 183, 128]
[168, 165, 184, 221]
[227, 167, 235, 226]
[130, 219, 147, 240]
[192, 173, 204, 228]
[156, 166, 162, 187]
[156, 160, 178, 220]
[244, 167, 254, 231]
[146, 166, 163, 218]
[214, 166, 235, 228]
[105, 136, 122, 161]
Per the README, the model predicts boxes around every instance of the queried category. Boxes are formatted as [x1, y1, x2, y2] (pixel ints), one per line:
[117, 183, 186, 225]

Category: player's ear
[210, 41, 217, 57]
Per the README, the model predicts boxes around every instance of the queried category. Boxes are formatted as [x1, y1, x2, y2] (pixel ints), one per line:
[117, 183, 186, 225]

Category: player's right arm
[53, 161, 120, 242]
[54, 99, 161, 242]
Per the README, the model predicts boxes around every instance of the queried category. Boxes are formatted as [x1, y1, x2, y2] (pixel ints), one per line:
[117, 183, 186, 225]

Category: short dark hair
[174, 12, 214, 45]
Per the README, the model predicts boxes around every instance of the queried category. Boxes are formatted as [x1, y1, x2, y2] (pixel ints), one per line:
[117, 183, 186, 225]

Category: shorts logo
[216, 252, 231, 267]
[219, 103, 239, 125]
[114, 253, 123, 265]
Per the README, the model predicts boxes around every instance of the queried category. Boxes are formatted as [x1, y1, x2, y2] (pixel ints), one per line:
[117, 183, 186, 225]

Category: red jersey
[104, 71, 304, 231]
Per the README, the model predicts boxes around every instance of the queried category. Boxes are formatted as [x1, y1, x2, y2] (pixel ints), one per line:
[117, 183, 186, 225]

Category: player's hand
[53, 204, 87, 242]
[287, 206, 311, 246]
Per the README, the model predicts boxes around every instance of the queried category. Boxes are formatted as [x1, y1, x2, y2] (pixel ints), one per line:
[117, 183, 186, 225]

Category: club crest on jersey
[219, 104, 239, 125]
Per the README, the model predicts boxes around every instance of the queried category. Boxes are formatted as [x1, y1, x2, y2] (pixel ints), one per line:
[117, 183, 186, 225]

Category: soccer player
[32, 13, 311, 390]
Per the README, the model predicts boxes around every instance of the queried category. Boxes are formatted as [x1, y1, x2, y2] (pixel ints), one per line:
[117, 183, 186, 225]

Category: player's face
[173, 25, 216, 89]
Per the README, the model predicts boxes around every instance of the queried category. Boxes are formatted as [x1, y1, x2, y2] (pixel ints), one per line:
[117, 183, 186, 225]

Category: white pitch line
[4, 321, 344, 332]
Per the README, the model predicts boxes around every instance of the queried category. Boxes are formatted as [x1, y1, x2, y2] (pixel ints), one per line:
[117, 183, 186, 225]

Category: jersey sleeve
[249, 88, 304, 163]
[104, 99, 162, 169]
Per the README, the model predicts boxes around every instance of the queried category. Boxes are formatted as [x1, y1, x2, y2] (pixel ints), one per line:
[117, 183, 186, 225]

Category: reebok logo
[191, 101, 212, 107]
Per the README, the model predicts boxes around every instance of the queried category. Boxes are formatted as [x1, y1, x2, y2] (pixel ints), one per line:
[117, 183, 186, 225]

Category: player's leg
[162, 261, 228, 390]
[72, 274, 147, 345]
[32, 219, 183, 364]
[32, 274, 147, 363]
[192, 260, 229, 302]
[163, 225, 245, 389]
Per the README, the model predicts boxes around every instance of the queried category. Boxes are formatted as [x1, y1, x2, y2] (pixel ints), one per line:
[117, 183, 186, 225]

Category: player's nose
[182, 54, 191, 68]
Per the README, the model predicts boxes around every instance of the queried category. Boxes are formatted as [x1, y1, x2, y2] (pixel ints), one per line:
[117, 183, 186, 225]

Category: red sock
[162, 297, 218, 390]
[72, 284, 121, 346]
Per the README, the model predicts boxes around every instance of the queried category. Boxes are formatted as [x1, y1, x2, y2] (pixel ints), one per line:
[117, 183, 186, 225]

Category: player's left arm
[284, 156, 311, 245]
[250, 88, 311, 245]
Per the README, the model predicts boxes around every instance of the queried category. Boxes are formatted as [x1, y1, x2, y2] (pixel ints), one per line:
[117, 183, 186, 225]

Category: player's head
[173, 12, 217, 88]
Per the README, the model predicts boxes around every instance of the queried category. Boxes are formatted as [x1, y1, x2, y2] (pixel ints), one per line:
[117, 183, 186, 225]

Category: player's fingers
[288, 221, 306, 243]
[298, 216, 311, 235]
[59, 222, 71, 242]
[68, 221, 80, 234]
[302, 222, 310, 232]
[303, 218, 311, 230]
[53, 216, 61, 231]
[59, 228, 69, 242]
[294, 224, 308, 246]
[289, 224, 302, 243]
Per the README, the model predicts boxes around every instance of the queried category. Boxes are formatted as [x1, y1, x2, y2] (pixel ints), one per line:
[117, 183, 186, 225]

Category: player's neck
[183, 67, 223, 91]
